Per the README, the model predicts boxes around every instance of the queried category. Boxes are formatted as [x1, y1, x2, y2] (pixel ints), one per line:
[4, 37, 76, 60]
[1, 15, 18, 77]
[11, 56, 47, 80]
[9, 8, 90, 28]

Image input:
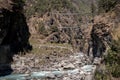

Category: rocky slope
[26, 0, 95, 53]
[0, 0, 120, 80]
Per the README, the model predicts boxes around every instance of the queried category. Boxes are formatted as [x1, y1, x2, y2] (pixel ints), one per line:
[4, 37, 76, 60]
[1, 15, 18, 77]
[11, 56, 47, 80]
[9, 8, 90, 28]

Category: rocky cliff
[0, 0, 31, 68]
[90, 4, 120, 80]
[90, 4, 120, 57]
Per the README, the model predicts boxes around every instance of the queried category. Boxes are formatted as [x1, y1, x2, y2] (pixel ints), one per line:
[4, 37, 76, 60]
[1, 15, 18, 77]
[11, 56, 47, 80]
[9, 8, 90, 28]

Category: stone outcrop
[88, 4, 120, 58]
[90, 23, 112, 57]
[0, 0, 32, 76]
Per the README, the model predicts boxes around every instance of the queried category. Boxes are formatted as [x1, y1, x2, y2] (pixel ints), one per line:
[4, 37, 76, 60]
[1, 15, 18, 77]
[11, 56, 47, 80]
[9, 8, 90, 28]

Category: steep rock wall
[89, 4, 120, 58]
[0, 0, 31, 64]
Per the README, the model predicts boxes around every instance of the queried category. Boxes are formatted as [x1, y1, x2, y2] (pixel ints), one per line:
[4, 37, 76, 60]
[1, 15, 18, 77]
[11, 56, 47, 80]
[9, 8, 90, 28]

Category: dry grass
[29, 36, 73, 55]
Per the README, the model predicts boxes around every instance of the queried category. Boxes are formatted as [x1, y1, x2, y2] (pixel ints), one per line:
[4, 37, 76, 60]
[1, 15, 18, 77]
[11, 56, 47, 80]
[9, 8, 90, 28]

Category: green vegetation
[98, 0, 118, 13]
[95, 38, 120, 80]
[104, 38, 120, 78]
[95, 71, 109, 80]
[38, 22, 48, 36]
[25, 0, 75, 18]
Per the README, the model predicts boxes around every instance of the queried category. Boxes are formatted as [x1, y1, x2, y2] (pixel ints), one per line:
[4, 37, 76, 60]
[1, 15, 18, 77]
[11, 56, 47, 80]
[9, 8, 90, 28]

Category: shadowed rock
[90, 23, 112, 58]
[0, 0, 32, 76]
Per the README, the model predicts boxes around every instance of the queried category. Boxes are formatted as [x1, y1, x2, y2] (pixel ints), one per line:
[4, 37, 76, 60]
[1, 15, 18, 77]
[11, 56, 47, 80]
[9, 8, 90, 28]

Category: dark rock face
[0, 0, 32, 76]
[90, 23, 112, 58]
[1, 9, 30, 52]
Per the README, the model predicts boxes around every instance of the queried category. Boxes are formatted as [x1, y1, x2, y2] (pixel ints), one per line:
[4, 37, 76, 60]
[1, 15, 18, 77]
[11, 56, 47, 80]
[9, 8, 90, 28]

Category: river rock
[45, 73, 55, 79]
[63, 63, 75, 70]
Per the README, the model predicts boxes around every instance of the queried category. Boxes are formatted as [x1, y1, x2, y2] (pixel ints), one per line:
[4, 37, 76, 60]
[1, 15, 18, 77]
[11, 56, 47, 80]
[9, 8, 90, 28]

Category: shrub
[104, 38, 120, 78]
[95, 38, 120, 80]
[95, 71, 109, 80]
[38, 22, 48, 36]
[98, 0, 118, 13]
[25, 0, 75, 18]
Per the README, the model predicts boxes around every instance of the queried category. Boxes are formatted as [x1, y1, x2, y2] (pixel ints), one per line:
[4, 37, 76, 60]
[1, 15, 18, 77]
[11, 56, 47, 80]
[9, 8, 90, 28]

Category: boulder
[63, 64, 75, 70]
